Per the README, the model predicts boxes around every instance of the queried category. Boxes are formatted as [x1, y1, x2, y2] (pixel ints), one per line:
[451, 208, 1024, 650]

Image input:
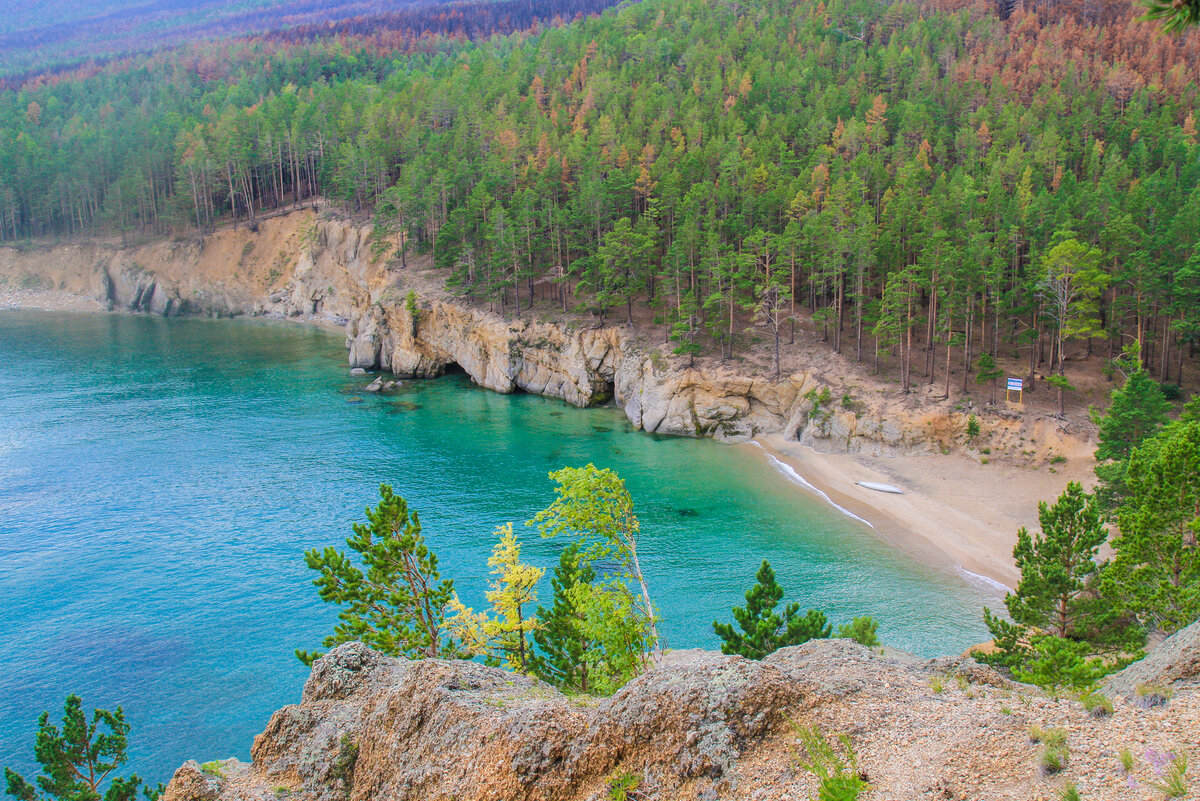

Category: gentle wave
[956, 566, 1013, 595]
[753, 445, 877, 530]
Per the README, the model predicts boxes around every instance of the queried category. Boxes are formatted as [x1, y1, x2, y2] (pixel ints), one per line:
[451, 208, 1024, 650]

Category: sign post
[1006, 376, 1024, 404]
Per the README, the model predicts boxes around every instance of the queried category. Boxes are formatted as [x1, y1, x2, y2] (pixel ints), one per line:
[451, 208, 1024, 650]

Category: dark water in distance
[0, 311, 994, 783]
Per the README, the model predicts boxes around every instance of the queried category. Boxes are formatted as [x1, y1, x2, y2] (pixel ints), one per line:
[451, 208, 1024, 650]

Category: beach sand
[1, 283, 1095, 594]
[750, 433, 1098, 592]
[0, 287, 103, 312]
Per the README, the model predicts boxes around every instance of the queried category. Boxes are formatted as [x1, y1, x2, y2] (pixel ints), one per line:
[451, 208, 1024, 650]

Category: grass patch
[792, 723, 869, 801]
[1147, 751, 1189, 798]
[1059, 781, 1081, 801]
[606, 771, 644, 801]
[1081, 690, 1113, 718]
[1031, 727, 1069, 775]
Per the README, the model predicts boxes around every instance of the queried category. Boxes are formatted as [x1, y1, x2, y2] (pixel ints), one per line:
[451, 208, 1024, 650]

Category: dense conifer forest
[2, 0, 1198, 386]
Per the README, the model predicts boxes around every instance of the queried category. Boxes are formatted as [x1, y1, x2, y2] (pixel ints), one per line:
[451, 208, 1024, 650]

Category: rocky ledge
[162, 622, 1200, 801]
[1, 212, 988, 454]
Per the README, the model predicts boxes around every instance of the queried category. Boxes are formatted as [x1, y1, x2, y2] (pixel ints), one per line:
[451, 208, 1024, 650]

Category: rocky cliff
[160, 631, 1200, 801]
[1, 210, 1055, 456]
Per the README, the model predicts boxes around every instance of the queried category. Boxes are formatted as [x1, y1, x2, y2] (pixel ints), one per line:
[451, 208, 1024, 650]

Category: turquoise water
[0, 311, 994, 784]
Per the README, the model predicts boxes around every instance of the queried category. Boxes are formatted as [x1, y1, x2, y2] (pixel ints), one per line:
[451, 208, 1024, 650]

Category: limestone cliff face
[159, 635, 1200, 801]
[0, 211, 943, 453]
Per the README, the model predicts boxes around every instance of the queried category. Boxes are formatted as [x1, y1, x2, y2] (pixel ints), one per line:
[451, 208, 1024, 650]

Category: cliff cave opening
[592, 378, 615, 406]
[440, 361, 468, 377]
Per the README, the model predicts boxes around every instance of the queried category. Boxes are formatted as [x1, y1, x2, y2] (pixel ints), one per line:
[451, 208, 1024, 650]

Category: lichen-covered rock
[1104, 618, 1200, 698]
[173, 644, 801, 801]
[164, 638, 1200, 801]
[160, 761, 223, 801]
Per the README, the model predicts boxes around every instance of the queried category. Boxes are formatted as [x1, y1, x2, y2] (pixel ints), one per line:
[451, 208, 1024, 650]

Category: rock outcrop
[1104, 619, 1200, 699]
[0, 209, 1068, 455]
[163, 640, 1200, 801]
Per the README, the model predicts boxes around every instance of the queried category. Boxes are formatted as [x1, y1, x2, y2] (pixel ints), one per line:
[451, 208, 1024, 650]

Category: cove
[0, 311, 994, 785]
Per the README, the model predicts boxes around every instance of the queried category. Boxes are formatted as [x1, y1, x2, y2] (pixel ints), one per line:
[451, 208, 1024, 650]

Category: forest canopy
[1, 0, 1198, 383]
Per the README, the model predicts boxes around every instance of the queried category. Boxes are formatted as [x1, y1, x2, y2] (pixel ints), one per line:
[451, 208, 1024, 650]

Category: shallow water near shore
[0, 311, 994, 784]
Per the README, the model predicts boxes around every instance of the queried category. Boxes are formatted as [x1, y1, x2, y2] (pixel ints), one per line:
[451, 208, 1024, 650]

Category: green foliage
[1093, 361, 1171, 465]
[525, 543, 652, 695]
[1059, 781, 1081, 801]
[1041, 740, 1069, 775]
[965, 414, 980, 440]
[532, 465, 660, 656]
[791, 724, 868, 801]
[1147, 752, 1189, 798]
[566, 580, 651, 694]
[329, 734, 358, 798]
[1141, 0, 1200, 32]
[1080, 690, 1113, 718]
[1016, 635, 1115, 691]
[605, 771, 643, 801]
[404, 291, 420, 335]
[296, 484, 462, 664]
[835, 616, 880, 648]
[1105, 421, 1200, 633]
[976, 483, 1143, 688]
[529, 544, 597, 692]
[4, 695, 160, 801]
[1119, 749, 1135, 772]
[714, 560, 831, 659]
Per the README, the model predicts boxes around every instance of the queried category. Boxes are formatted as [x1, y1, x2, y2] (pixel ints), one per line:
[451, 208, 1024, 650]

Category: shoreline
[0, 287, 104, 312]
[2, 297, 1095, 594]
[0, 289, 347, 333]
[748, 433, 1097, 593]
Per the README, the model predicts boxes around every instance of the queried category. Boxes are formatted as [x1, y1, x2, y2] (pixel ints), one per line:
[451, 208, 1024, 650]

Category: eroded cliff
[0, 210, 1036, 455]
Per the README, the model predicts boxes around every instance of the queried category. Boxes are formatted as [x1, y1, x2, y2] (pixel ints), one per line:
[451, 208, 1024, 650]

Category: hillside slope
[159, 628, 1200, 801]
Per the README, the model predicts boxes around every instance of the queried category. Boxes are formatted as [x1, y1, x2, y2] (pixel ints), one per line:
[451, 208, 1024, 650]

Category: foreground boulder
[1104, 618, 1200, 699]
[165, 640, 1200, 801]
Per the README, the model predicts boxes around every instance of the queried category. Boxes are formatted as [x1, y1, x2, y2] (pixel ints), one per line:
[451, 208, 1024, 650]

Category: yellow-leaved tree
[449, 524, 544, 671]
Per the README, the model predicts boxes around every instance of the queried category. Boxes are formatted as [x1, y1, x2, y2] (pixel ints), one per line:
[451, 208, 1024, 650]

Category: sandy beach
[750, 433, 1098, 592]
[2, 276, 1098, 596]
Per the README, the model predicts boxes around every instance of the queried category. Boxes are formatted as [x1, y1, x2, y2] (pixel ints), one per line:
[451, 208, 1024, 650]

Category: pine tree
[713, 560, 831, 659]
[975, 352, 1003, 405]
[5, 695, 161, 801]
[1092, 353, 1171, 508]
[975, 483, 1143, 687]
[296, 484, 461, 665]
[1093, 359, 1170, 463]
[529, 544, 597, 692]
[1105, 421, 1200, 634]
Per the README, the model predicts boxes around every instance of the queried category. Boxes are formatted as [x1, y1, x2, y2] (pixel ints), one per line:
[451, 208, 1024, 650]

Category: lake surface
[0, 311, 994, 784]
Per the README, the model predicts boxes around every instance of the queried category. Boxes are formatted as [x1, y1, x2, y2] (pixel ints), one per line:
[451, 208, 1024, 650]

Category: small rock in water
[363, 377, 385, 393]
[346, 396, 364, 404]
[678, 508, 700, 518]
[350, 367, 367, 376]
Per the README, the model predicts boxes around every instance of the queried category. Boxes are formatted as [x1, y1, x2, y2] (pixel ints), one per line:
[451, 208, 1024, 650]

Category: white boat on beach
[856, 481, 905, 495]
